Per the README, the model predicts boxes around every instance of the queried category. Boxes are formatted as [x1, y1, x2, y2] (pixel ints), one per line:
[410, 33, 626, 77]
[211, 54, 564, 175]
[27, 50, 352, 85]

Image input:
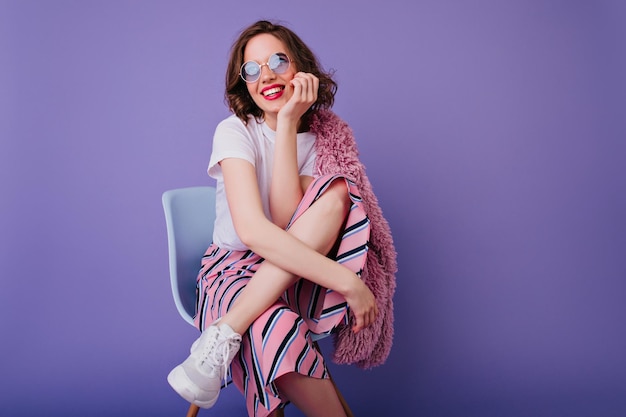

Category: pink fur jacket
[310, 110, 398, 369]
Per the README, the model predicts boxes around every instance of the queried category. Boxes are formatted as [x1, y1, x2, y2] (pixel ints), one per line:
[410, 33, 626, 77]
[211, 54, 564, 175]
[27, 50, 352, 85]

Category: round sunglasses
[240, 52, 291, 83]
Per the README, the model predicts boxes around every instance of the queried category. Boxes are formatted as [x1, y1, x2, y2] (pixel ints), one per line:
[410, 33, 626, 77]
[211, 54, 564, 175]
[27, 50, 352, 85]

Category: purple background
[2, 1, 625, 416]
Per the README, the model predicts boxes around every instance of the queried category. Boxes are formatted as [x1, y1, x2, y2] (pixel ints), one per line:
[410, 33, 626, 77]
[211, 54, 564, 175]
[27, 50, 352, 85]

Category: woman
[168, 20, 397, 417]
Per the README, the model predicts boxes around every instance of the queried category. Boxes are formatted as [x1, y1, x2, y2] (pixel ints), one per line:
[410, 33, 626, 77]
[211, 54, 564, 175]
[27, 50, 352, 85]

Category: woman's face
[242, 34, 296, 123]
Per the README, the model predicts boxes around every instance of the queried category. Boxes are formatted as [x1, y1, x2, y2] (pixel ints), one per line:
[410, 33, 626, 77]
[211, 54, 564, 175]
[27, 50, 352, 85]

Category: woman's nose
[259, 64, 275, 81]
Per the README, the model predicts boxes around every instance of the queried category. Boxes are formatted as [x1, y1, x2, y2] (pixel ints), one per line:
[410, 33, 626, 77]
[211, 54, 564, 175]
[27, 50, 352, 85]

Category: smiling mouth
[262, 86, 284, 97]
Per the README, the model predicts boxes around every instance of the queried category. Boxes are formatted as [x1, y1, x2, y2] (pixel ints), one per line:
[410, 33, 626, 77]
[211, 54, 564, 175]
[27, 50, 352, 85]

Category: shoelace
[201, 328, 241, 387]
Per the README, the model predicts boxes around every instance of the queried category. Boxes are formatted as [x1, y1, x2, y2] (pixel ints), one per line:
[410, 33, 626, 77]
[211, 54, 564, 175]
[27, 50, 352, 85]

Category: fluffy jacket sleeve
[310, 110, 398, 368]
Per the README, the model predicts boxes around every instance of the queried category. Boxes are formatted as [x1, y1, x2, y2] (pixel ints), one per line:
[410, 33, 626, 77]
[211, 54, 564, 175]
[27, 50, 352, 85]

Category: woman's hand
[278, 72, 319, 125]
[343, 275, 379, 333]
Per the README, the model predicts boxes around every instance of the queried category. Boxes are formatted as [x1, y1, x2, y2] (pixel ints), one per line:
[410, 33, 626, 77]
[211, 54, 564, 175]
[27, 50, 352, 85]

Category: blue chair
[162, 186, 353, 417]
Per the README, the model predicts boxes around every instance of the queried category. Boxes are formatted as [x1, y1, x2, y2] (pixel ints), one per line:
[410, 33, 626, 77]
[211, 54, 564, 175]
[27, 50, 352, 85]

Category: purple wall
[2, 1, 625, 416]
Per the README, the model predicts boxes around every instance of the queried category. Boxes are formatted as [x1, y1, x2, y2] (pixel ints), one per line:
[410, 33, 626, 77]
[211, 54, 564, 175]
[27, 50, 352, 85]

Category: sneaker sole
[167, 365, 220, 409]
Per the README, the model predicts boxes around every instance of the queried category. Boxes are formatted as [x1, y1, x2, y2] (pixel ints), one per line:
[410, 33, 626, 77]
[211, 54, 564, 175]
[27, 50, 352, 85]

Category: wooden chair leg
[186, 403, 200, 417]
[185, 400, 284, 417]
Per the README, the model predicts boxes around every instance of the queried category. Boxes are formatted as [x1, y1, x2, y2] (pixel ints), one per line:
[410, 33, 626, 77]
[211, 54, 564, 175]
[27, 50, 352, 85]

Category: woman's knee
[316, 180, 351, 218]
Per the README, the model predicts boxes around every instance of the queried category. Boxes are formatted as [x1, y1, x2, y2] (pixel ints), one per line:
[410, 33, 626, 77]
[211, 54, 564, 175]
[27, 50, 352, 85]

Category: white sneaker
[167, 323, 242, 408]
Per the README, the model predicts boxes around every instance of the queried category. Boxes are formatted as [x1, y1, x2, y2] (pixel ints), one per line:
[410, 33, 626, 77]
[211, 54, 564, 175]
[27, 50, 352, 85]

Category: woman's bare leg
[267, 408, 284, 417]
[219, 179, 351, 335]
[274, 372, 348, 417]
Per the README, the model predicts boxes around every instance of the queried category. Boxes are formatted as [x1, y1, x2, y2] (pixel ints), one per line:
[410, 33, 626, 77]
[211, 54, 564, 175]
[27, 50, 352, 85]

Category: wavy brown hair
[225, 20, 337, 130]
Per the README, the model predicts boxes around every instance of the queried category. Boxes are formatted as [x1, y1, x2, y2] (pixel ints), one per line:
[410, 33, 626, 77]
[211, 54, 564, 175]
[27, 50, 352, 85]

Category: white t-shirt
[208, 115, 317, 251]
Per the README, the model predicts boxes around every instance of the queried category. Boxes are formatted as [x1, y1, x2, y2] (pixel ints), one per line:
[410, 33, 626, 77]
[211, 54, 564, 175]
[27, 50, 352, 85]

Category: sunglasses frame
[240, 52, 291, 83]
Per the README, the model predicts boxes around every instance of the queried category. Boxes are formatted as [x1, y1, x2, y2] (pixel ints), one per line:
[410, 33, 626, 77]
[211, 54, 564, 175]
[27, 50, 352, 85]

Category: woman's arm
[269, 115, 301, 227]
[269, 72, 319, 228]
[222, 157, 377, 331]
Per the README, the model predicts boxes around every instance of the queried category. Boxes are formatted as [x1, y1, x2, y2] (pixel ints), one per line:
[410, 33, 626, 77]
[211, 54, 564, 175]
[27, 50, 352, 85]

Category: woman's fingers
[351, 292, 378, 333]
[279, 72, 319, 122]
[290, 72, 318, 104]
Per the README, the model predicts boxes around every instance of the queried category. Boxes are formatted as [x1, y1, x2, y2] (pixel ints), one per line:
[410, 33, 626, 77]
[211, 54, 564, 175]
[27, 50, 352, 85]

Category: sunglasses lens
[268, 53, 290, 74]
[240, 53, 290, 82]
[242, 62, 261, 82]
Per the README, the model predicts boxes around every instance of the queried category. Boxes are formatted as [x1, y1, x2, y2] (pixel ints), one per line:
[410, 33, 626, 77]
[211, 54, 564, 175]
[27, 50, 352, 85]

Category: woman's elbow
[234, 218, 268, 249]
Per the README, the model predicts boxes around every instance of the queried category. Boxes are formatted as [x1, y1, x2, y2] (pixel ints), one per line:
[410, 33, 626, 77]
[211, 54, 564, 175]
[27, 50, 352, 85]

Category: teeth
[263, 87, 282, 96]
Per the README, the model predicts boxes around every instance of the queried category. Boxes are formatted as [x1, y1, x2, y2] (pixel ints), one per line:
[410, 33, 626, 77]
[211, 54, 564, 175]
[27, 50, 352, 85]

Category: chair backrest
[162, 186, 216, 326]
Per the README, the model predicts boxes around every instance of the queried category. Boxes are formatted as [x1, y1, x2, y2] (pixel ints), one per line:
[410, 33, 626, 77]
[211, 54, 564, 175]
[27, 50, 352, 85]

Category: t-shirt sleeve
[208, 118, 255, 179]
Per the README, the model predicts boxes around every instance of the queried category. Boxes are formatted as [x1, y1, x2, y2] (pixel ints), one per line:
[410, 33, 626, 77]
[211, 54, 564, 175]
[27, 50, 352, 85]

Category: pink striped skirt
[193, 174, 370, 417]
